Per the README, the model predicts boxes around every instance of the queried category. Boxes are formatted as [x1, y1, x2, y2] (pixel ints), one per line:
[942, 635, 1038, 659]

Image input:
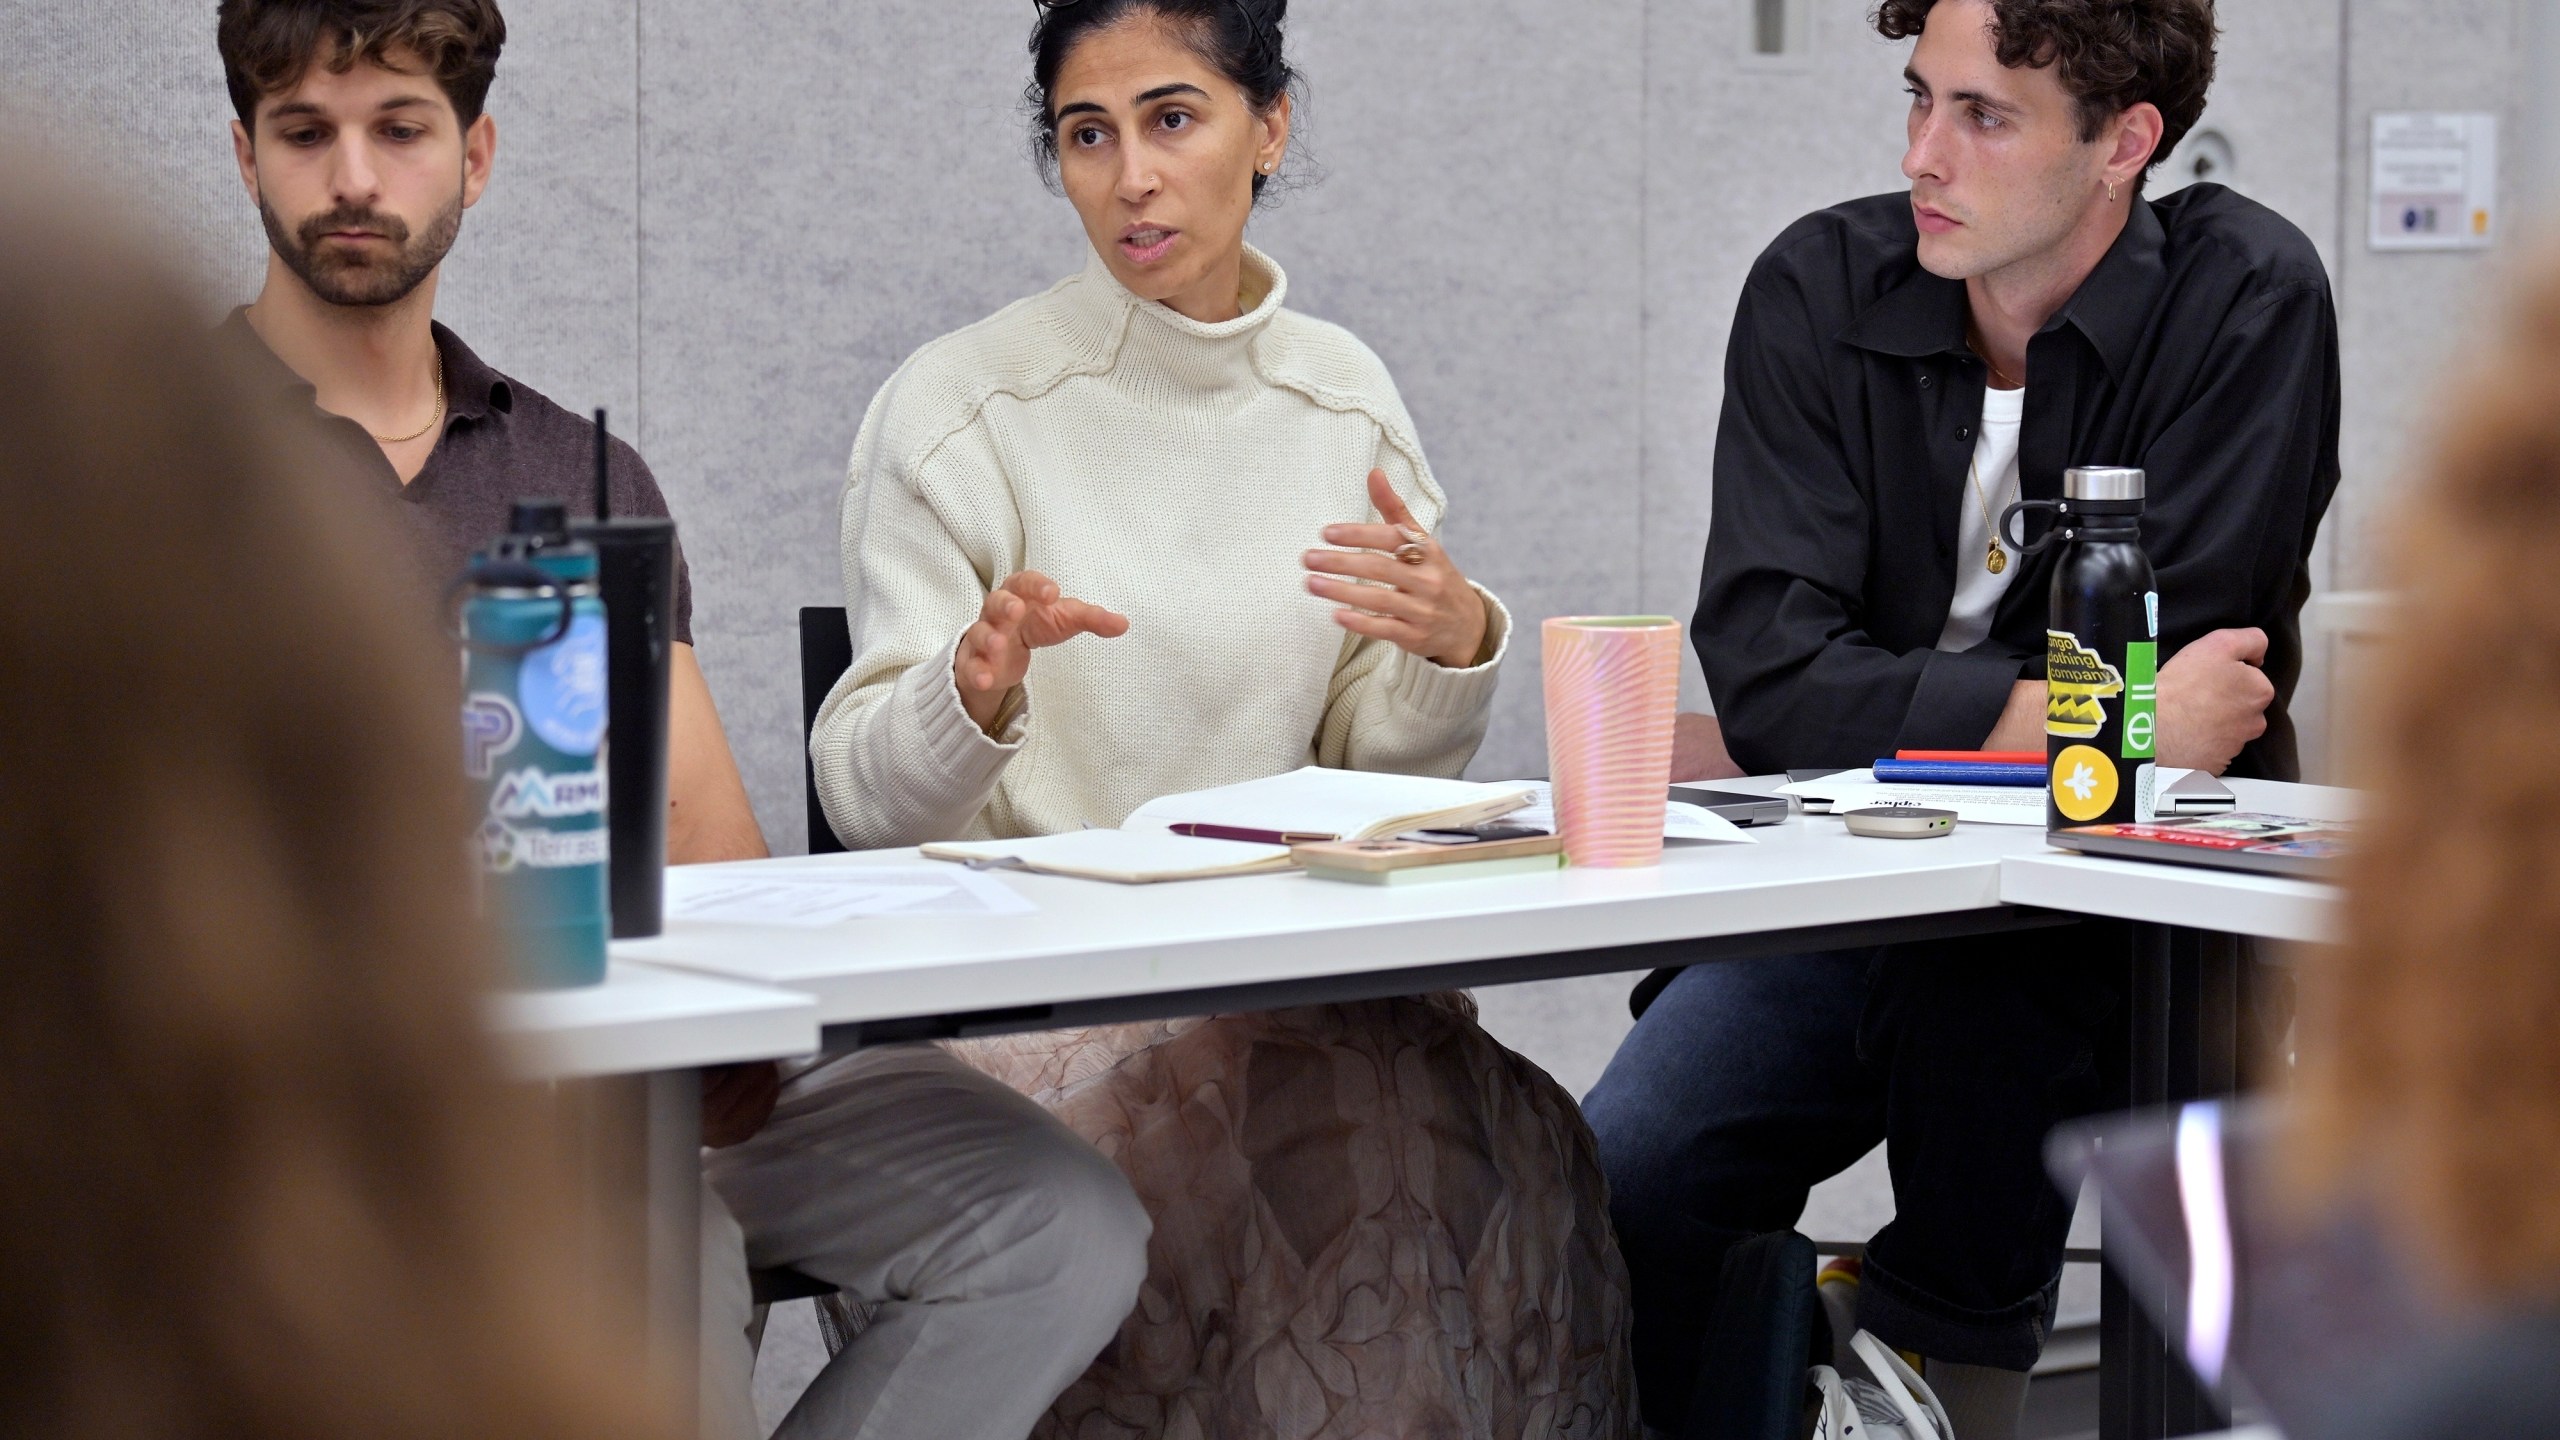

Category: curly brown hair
[218, 0, 507, 128]
[2289, 248, 2560, 1299]
[1874, 0, 2217, 181]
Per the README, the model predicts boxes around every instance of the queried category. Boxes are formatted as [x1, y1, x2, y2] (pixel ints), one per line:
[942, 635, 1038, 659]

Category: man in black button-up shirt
[1588, 3, 2338, 1435]
[1697, 171, 2335, 781]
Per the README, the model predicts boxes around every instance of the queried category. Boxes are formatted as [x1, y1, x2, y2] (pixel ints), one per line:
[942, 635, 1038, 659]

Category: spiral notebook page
[1121, 767, 1537, 841]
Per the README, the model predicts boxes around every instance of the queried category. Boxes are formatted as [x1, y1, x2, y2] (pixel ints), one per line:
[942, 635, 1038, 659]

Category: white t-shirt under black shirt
[1936, 382, 2025, 652]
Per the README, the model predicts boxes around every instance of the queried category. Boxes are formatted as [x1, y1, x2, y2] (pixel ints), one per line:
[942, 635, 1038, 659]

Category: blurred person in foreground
[213, 3, 1151, 1436]
[2290, 248, 2560, 1439]
[0, 154, 680, 1440]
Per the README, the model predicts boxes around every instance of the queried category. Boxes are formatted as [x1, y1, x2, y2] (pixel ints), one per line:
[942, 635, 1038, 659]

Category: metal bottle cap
[2065, 467, 2145, 501]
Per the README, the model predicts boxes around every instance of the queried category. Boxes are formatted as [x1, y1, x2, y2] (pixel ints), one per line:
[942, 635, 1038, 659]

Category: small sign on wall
[2370, 112, 2498, 250]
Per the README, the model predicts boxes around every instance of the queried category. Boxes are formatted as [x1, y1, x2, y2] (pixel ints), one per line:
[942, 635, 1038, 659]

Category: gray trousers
[700, 1043, 1150, 1439]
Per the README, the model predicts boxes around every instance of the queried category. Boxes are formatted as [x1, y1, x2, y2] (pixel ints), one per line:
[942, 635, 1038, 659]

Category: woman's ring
[1394, 526, 1431, 566]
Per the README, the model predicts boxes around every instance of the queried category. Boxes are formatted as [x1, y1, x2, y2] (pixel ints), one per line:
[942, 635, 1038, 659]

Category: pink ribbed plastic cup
[1542, 616, 1682, 868]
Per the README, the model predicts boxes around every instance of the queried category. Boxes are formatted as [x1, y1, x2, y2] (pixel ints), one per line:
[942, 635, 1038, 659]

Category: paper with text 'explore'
[924, 768, 1541, 884]
[1778, 768, 2048, 827]
[664, 865, 1037, 928]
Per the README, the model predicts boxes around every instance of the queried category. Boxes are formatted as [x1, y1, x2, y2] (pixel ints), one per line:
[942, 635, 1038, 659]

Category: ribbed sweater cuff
[902, 634, 1029, 792]
[1386, 583, 1511, 721]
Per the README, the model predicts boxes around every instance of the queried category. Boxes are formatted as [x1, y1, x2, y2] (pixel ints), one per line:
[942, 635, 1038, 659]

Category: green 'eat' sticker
[2122, 642, 2157, 759]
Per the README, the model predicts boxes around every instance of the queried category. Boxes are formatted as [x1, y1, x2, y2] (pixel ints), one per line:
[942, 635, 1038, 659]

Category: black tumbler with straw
[571, 409, 676, 939]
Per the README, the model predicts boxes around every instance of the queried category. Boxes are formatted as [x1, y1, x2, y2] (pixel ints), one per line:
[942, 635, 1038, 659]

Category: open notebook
[921, 768, 1539, 883]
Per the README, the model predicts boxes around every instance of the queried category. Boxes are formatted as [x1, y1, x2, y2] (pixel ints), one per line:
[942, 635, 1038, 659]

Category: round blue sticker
[519, 613, 607, 755]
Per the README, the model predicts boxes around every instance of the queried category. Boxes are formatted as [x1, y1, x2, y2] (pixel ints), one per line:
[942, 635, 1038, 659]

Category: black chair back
[799, 606, 854, 855]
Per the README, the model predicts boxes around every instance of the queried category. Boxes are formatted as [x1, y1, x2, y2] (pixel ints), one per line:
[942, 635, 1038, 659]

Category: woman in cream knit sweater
[812, 3, 1634, 1435]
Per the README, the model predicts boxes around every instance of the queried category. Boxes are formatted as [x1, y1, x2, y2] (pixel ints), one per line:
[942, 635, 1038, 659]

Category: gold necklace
[1962, 328, 2020, 574]
[1968, 450, 2011, 574]
[370, 355, 446, 445]
[1966, 323, 2022, 389]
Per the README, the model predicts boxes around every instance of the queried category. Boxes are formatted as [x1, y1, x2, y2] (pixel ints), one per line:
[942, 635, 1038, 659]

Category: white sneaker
[1810, 1330, 1956, 1440]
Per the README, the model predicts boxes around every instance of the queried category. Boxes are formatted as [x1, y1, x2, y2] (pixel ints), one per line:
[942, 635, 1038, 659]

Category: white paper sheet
[1505, 787, 1759, 844]
[922, 830, 1292, 882]
[664, 865, 1037, 928]
[1123, 766, 1538, 840]
[1778, 769, 2047, 827]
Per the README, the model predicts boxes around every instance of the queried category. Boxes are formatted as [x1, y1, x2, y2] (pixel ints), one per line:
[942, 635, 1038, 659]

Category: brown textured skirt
[951, 993, 1636, 1440]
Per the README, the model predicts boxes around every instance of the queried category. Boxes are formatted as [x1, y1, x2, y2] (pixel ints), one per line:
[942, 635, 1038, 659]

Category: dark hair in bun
[1028, 0, 1301, 200]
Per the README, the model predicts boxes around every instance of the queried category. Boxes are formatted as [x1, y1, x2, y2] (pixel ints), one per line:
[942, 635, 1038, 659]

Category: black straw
[593, 407, 611, 521]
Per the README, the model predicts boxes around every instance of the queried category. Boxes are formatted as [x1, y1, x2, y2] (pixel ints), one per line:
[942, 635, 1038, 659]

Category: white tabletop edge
[613, 774, 2358, 1027]
[622, 856, 2019, 1027]
[1999, 850, 2340, 945]
[489, 960, 820, 1080]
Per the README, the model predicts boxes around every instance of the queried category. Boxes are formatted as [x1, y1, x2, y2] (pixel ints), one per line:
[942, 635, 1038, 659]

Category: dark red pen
[1168, 823, 1338, 845]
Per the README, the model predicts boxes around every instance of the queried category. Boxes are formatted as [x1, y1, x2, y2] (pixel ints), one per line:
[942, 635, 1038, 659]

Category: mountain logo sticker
[2046, 630, 2125, 739]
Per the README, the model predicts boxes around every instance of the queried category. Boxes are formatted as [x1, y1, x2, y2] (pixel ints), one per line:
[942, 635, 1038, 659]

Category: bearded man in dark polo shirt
[1587, 3, 2340, 1437]
[214, 5, 1150, 1438]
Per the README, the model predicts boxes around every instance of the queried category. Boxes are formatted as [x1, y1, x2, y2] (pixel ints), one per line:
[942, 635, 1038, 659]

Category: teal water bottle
[457, 501, 611, 989]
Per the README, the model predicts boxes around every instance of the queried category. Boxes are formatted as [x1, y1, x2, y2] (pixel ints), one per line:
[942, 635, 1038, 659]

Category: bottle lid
[491, 498, 596, 577]
[509, 499, 571, 539]
[2065, 467, 2145, 501]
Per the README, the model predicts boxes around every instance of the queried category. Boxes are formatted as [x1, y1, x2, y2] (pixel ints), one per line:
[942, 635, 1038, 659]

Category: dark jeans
[1584, 926, 2124, 1432]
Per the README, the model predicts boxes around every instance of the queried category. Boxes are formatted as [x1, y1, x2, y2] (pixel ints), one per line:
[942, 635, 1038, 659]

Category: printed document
[664, 865, 1037, 928]
[1778, 769, 2047, 827]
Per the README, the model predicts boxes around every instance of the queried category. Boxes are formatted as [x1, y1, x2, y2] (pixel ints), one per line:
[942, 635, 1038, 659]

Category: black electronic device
[568, 408, 675, 940]
[1668, 785, 1791, 828]
[1396, 822, 1555, 846]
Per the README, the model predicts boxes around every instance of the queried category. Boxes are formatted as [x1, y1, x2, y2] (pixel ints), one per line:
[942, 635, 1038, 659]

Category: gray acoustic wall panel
[1639, 2, 1914, 710]
[1249, 0, 1649, 784]
[434, 1, 641, 431]
[2334, 0, 2529, 590]
[0, 4, 272, 303]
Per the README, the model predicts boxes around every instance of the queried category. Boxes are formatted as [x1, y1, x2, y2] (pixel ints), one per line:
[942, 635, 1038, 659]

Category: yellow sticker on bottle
[2046, 630, 2125, 738]
[2052, 743, 2120, 821]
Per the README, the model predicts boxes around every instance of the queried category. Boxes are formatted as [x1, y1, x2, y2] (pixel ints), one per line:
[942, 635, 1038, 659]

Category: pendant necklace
[1968, 453, 2010, 574]
[1966, 337, 2021, 575]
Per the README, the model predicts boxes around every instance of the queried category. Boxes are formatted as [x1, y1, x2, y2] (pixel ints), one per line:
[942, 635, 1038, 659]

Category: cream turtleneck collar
[1060, 242, 1289, 398]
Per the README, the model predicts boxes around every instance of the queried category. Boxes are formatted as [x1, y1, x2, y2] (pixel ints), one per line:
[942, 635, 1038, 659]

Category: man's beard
[261, 191, 463, 307]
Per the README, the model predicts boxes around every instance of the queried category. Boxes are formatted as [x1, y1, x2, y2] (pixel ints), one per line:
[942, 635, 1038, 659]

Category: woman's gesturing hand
[956, 571, 1130, 732]
[1304, 470, 1492, 669]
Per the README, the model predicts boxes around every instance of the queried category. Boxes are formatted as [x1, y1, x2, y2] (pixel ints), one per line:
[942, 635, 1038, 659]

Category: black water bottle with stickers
[2001, 466, 2159, 830]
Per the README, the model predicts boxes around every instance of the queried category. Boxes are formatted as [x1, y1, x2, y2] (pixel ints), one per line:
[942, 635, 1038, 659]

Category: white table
[490, 959, 819, 1081]
[1999, 779, 2354, 945]
[611, 774, 2354, 1440]
[614, 777, 2072, 1041]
